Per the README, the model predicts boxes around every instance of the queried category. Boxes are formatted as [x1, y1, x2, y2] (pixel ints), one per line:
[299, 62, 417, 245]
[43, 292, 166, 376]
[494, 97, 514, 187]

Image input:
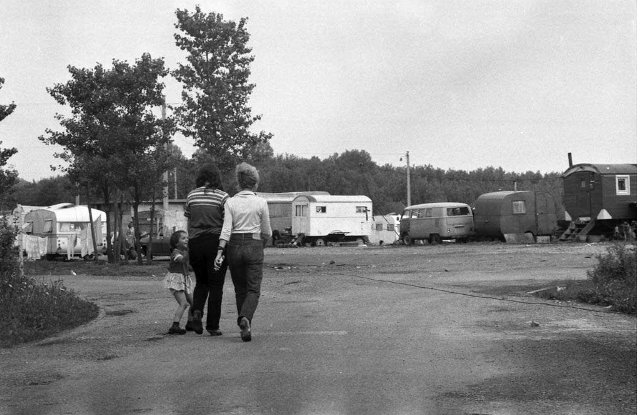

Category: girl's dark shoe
[185, 321, 195, 332]
[207, 328, 222, 336]
[239, 317, 251, 342]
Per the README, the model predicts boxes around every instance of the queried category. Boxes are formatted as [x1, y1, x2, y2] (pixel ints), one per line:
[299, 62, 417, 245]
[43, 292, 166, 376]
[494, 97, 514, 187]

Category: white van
[399, 202, 473, 244]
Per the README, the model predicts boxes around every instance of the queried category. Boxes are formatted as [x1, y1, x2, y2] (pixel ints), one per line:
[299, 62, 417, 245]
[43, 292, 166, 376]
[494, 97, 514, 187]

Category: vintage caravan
[561, 163, 637, 240]
[291, 194, 372, 245]
[371, 214, 401, 245]
[24, 203, 107, 259]
[474, 191, 557, 240]
[399, 202, 473, 244]
[257, 191, 330, 245]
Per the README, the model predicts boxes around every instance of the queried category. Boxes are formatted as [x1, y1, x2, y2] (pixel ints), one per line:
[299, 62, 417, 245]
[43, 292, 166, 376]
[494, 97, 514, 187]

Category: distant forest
[4, 149, 565, 216]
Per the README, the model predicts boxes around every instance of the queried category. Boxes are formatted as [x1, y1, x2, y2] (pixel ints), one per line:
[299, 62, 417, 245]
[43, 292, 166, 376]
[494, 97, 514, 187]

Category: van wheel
[402, 234, 413, 245]
[430, 234, 442, 244]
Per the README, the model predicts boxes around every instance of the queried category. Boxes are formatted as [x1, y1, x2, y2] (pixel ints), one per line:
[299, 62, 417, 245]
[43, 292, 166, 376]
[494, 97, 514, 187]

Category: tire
[430, 234, 442, 244]
[315, 238, 326, 247]
[355, 238, 364, 245]
[402, 234, 413, 245]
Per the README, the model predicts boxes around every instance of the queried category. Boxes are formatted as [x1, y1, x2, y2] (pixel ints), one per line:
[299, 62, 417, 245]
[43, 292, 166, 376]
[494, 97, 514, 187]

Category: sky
[0, 0, 636, 182]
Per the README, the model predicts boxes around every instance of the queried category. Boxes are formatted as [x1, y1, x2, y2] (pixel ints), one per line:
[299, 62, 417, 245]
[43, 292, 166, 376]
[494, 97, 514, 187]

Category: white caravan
[291, 194, 372, 245]
[371, 214, 401, 245]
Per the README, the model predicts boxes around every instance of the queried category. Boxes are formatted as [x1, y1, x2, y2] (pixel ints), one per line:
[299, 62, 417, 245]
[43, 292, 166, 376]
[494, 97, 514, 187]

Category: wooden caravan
[561, 163, 637, 240]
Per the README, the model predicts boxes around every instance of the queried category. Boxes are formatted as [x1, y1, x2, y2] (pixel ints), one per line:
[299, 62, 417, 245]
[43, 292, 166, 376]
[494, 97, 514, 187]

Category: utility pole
[406, 150, 411, 207]
[174, 167, 178, 199]
[161, 100, 169, 236]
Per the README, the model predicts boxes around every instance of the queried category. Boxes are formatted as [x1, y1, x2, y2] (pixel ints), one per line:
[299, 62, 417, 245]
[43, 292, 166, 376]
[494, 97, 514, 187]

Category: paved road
[0, 244, 636, 414]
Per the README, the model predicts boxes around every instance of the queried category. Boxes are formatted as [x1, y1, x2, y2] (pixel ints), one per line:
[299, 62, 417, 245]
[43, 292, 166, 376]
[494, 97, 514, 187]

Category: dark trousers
[227, 236, 264, 325]
[189, 234, 227, 330]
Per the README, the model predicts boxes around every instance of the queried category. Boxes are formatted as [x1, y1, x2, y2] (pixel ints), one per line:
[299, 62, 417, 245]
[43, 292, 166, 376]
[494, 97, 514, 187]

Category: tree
[40, 54, 175, 262]
[173, 6, 272, 171]
[0, 77, 18, 208]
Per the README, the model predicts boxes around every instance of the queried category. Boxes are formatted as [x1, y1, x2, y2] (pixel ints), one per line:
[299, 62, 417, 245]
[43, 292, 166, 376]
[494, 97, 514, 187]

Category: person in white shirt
[215, 162, 271, 342]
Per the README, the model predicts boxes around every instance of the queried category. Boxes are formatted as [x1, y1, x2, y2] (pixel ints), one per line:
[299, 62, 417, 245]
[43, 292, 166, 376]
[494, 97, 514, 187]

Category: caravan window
[356, 206, 368, 214]
[376, 223, 383, 231]
[616, 175, 630, 195]
[24, 222, 33, 234]
[387, 224, 395, 231]
[295, 205, 308, 217]
[43, 220, 53, 233]
[512, 201, 526, 214]
[316, 206, 327, 213]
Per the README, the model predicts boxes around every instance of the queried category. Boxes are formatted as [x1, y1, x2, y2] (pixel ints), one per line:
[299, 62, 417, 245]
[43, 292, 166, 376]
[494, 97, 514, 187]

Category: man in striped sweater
[184, 163, 229, 336]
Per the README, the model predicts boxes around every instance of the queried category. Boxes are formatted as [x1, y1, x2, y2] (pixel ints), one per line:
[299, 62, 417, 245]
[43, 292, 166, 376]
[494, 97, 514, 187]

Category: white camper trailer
[291, 194, 372, 245]
[23, 203, 107, 259]
[371, 214, 401, 245]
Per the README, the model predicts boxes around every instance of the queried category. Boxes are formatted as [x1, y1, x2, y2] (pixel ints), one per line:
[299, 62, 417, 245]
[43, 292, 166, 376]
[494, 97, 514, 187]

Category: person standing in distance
[215, 162, 271, 342]
[185, 163, 229, 336]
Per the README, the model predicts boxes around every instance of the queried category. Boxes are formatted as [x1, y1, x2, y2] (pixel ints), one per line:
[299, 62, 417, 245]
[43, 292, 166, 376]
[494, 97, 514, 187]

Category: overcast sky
[0, 0, 636, 182]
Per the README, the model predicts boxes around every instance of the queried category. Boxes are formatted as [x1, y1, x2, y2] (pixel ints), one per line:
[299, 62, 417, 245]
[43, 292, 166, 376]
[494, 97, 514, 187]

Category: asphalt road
[0, 243, 636, 415]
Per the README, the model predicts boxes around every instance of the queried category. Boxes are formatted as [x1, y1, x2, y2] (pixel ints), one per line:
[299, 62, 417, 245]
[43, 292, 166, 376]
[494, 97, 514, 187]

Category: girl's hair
[195, 163, 222, 188]
[169, 230, 187, 251]
[236, 162, 260, 190]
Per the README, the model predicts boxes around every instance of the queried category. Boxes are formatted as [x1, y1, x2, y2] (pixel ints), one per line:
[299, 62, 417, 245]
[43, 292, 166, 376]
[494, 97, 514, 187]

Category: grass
[534, 243, 637, 314]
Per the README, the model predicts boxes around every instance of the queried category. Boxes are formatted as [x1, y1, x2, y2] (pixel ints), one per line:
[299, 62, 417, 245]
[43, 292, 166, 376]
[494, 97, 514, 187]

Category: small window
[447, 207, 467, 216]
[43, 220, 53, 233]
[376, 223, 383, 231]
[512, 201, 526, 214]
[316, 206, 326, 213]
[24, 222, 33, 233]
[580, 180, 586, 189]
[386, 224, 395, 231]
[356, 206, 368, 214]
[424, 208, 432, 217]
[616, 175, 630, 195]
[295, 205, 308, 217]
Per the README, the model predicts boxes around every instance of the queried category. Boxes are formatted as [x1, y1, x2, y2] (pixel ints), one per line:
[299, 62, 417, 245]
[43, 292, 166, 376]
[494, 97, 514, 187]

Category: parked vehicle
[23, 203, 107, 259]
[400, 202, 473, 245]
[371, 214, 401, 245]
[139, 233, 171, 258]
[473, 191, 557, 241]
[560, 163, 637, 241]
[291, 194, 372, 245]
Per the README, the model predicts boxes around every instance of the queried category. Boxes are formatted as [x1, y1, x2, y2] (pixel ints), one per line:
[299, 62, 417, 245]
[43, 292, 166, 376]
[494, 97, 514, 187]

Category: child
[163, 230, 195, 334]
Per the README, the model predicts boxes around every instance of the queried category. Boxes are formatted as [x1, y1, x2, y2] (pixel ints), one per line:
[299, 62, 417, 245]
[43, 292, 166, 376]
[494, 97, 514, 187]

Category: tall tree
[0, 77, 18, 208]
[173, 6, 272, 171]
[40, 54, 175, 262]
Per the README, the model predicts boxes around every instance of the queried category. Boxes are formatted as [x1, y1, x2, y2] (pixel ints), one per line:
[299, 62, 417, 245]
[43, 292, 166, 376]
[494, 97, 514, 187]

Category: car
[139, 233, 172, 258]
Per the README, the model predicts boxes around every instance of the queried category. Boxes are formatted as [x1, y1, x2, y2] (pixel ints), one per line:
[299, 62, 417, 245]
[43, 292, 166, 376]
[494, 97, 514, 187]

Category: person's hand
[214, 252, 224, 271]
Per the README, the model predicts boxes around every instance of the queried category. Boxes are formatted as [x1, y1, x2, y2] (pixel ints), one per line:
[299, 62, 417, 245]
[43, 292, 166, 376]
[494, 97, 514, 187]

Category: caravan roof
[294, 195, 372, 204]
[45, 206, 105, 222]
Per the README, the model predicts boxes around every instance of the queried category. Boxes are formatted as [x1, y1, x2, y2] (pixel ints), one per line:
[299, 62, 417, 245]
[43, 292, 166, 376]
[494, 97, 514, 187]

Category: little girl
[164, 230, 195, 335]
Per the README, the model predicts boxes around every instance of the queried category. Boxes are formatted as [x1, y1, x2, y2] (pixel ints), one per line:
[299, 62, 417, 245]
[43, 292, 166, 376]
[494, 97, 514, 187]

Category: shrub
[586, 243, 637, 314]
[0, 218, 99, 348]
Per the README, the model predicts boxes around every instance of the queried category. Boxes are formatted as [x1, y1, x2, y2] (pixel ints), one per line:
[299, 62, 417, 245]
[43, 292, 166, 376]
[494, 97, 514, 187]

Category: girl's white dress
[163, 249, 194, 294]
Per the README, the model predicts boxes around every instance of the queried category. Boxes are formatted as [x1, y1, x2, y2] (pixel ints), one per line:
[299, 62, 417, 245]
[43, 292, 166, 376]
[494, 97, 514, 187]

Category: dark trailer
[473, 191, 557, 241]
[560, 163, 637, 240]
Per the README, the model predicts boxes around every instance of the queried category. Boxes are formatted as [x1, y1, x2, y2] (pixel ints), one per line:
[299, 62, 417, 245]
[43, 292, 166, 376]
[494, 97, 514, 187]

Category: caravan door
[292, 200, 310, 236]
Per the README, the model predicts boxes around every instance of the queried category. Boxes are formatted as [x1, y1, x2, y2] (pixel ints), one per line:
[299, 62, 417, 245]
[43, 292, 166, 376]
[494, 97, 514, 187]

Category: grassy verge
[0, 221, 101, 348]
[534, 243, 637, 314]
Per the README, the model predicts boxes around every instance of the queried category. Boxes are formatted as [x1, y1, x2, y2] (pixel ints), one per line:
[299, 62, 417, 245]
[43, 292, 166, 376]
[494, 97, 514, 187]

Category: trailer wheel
[314, 238, 326, 247]
[429, 234, 442, 244]
[402, 234, 413, 245]
[355, 238, 364, 245]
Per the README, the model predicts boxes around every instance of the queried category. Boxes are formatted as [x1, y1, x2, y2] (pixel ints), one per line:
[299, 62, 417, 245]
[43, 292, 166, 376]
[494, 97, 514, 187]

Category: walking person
[215, 162, 271, 342]
[185, 163, 229, 336]
[164, 230, 195, 334]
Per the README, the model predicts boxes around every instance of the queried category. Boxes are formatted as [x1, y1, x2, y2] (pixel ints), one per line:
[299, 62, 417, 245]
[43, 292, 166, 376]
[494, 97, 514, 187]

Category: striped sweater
[184, 187, 229, 239]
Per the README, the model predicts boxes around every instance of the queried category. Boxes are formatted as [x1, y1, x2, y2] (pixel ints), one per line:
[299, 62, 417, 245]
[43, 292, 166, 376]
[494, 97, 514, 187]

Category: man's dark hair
[195, 163, 222, 188]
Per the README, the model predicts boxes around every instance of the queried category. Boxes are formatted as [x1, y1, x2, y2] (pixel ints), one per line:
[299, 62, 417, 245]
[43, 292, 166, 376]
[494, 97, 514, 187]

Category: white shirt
[220, 191, 272, 242]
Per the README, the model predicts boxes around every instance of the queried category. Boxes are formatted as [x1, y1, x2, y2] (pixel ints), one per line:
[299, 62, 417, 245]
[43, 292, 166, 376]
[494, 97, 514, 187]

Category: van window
[512, 201, 526, 214]
[43, 220, 53, 233]
[446, 207, 470, 216]
[356, 206, 368, 213]
[316, 206, 326, 213]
